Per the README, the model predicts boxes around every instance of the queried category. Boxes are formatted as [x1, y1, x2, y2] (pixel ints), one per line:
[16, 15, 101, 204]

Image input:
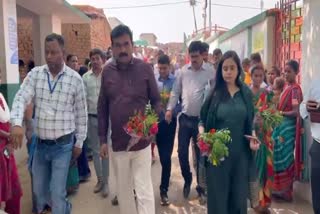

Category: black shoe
[79, 172, 91, 183]
[183, 184, 191, 199]
[196, 185, 204, 196]
[160, 192, 170, 206]
[87, 155, 93, 161]
[111, 196, 119, 206]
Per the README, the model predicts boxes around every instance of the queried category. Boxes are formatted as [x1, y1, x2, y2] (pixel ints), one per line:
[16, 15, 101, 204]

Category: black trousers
[177, 113, 201, 190]
[156, 118, 177, 194]
[310, 139, 320, 214]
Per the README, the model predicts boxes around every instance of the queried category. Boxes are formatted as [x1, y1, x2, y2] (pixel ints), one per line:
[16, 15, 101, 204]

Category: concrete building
[201, 10, 276, 70]
[0, 0, 89, 108]
[108, 17, 124, 30]
[0, 0, 90, 163]
[139, 33, 157, 46]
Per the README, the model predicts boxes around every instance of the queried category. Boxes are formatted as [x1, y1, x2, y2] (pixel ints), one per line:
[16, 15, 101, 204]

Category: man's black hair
[111, 25, 133, 44]
[158, 55, 170, 65]
[89, 48, 105, 59]
[45, 33, 65, 49]
[188, 41, 204, 54]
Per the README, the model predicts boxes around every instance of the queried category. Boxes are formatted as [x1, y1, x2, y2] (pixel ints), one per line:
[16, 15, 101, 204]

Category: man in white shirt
[166, 41, 215, 199]
[83, 48, 109, 198]
[10, 33, 87, 214]
[300, 79, 320, 214]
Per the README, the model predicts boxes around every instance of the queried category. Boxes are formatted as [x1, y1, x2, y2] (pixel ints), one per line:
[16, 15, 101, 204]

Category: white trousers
[113, 145, 155, 214]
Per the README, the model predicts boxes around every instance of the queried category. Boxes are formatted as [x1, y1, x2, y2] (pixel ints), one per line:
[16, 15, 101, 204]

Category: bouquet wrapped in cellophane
[124, 103, 159, 151]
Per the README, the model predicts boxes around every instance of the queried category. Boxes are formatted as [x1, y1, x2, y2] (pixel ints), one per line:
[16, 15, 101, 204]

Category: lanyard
[47, 72, 64, 94]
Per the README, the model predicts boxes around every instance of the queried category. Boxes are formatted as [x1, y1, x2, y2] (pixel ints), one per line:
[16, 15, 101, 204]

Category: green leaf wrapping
[199, 129, 231, 166]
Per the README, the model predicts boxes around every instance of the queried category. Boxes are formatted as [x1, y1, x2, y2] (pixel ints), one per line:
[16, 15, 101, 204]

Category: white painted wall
[251, 17, 275, 70]
[295, 0, 320, 204]
[0, 0, 19, 84]
[39, 14, 62, 64]
[266, 16, 275, 70]
[208, 39, 218, 53]
[301, 0, 320, 91]
[251, 20, 266, 64]
[228, 29, 248, 60]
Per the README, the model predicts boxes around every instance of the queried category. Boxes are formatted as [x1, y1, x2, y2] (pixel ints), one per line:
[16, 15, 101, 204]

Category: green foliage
[199, 129, 231, 166]
[143, 102, 159, 136]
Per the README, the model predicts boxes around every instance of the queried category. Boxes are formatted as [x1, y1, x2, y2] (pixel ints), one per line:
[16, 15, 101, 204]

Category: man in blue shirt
[156, 55, 179, 206]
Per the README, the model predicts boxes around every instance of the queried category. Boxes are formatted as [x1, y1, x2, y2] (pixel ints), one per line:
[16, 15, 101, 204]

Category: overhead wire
[102, 1, 264, 10]
[101, 1, 190, 9]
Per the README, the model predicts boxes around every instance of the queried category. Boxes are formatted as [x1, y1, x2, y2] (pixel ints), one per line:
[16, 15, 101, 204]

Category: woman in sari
[0, 83, 22, 213]
[200, 51, 259, 214]
[272, 60, 303, 202]
[66, 55, 91, 195]
[250, 65, 274, 213]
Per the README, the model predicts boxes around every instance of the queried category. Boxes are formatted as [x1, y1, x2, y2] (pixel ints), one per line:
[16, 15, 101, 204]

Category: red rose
[260, 104, 268, 112]
[149, 123, 158, 135]
[127, 127, 133, 133]
[260, 93, 266, 103]
[210, 129, 216, 134]
[198, 140, 211, 154]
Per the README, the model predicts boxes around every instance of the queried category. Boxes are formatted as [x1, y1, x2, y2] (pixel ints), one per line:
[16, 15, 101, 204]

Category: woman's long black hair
[213, 50, 243, 102]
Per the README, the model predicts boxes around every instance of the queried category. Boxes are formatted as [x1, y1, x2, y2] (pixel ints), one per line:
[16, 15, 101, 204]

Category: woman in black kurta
[200, 51, 259, 214]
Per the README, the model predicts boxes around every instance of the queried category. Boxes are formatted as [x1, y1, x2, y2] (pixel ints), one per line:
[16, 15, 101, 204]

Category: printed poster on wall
[253, 32, 264, 53]
[8, 17, 18, 65]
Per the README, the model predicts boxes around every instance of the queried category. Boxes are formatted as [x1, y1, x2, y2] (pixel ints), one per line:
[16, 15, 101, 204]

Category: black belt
[88, 114, 98, 118]
[38, 133, 73, 145]
[181, 113, 199, 121]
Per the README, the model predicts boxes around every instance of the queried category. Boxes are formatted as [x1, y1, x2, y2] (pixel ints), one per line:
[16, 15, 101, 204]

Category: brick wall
[16, 5, 112, 65]
[62, 23, 92, 64]
[90, 18, 111, 51]
[17, 17, 33, 64]
[62, 5, 112, 64]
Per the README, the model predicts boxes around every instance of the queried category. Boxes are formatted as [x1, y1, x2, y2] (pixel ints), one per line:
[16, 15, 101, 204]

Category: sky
[67, 0, 279, 43]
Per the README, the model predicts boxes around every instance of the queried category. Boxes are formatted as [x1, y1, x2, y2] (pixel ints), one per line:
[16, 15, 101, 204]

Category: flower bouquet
[160, 89, 171, 107]
[124, 103, 159, 151]
[257, 104, 283, 131]
[197, 129, 232, 166]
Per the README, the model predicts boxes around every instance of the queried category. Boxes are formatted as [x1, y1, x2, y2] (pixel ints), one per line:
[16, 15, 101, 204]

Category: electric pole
[190, 0, 198, 32]
[209, 0, 212, 34]
[203, 0, 208, 32]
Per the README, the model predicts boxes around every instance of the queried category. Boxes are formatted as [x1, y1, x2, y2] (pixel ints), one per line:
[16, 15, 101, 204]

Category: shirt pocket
[55, 84, 74, 111]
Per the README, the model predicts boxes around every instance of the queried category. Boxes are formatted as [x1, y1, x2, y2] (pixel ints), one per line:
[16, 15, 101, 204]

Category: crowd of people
[0, 24, 319, 214]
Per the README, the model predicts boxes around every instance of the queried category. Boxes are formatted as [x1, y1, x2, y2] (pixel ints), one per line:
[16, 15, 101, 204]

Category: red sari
[272, 83, 303, 200]
[0, 97, 22, 214]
